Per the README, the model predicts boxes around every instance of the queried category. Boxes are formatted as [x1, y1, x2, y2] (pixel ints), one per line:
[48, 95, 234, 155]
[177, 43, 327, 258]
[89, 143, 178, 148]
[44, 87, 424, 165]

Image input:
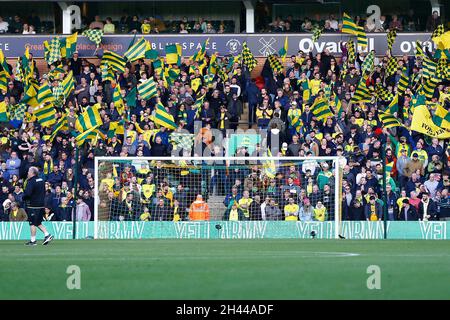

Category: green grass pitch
[1, 239, 449, 300]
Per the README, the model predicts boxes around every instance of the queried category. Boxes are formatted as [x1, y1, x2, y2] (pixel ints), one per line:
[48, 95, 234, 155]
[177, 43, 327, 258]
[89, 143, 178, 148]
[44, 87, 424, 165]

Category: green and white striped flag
[138, 78, 158, 100]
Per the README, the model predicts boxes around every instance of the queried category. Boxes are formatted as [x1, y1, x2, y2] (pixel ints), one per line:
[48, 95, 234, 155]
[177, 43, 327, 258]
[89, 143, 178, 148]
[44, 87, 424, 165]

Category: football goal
[94, 156, 343, 238]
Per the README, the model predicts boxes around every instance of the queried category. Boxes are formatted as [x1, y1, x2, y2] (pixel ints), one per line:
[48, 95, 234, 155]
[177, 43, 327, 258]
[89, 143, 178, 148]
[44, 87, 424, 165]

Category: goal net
[95, 156, 343, 238]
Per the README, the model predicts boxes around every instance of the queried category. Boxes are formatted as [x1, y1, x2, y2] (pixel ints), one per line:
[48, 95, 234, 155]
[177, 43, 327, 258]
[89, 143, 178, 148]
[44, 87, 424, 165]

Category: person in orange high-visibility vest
[189, 194, 210, 221]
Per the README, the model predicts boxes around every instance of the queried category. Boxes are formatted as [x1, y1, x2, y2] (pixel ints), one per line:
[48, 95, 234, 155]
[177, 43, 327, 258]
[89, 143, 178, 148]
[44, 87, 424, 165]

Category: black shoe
[42, 234, 54, 245]
[25, 241, 37, 246]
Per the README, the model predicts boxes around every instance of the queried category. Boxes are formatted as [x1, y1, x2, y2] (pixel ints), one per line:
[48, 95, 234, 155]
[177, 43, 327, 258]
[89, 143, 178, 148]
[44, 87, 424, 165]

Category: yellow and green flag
[34, 104, 56, 127]
[75, 104, 103, 132]
[411, 105, 450, 138]
[0, 49, 11, 78]
[165, 44, 182, 65]
[342, 13, 358, 35]
[37, 81, 55, 105]
[124, 37, 147, 62]
[278, 37, 288, 62]
[153, 103, 177, 130]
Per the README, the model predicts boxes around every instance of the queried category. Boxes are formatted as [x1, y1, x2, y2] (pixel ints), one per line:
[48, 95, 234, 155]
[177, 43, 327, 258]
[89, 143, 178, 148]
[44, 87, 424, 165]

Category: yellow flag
[432, 31, 450, 50]
[191, 78, 201, 92]
[411, 105, 450, 139]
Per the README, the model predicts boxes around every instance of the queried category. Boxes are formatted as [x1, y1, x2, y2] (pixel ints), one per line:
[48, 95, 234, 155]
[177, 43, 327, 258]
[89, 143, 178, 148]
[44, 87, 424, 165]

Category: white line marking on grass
[3, 251, 361, 259]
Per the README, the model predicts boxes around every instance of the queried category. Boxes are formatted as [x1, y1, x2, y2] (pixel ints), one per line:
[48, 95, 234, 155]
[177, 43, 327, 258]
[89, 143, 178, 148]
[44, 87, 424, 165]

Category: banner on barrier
[0, 33, 435, 58]
[0, 221, 448, 240]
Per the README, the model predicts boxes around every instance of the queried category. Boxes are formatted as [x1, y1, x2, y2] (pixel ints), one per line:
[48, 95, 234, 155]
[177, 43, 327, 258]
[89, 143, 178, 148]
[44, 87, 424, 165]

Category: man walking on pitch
[23, 167, 54, 246]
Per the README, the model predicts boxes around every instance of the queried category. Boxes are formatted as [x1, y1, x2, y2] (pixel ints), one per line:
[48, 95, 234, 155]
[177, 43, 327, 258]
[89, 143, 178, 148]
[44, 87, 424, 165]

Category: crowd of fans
[0, 25, 449, 223]
[263, 10, 445, 33]
[0, 10, 445, 34]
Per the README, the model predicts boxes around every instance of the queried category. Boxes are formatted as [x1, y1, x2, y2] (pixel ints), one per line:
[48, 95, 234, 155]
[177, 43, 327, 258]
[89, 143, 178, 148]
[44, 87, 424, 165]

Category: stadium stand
[0, 4, 449, 224]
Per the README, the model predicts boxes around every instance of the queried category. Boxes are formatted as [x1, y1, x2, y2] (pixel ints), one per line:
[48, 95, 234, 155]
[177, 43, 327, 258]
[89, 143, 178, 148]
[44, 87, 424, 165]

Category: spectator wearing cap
[399, 198, 418, 221]
[405, 152, 424, 177]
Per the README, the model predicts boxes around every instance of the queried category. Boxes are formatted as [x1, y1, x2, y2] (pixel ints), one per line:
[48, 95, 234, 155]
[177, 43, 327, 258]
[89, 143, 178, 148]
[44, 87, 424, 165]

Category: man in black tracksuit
[23, 167, 54, 246]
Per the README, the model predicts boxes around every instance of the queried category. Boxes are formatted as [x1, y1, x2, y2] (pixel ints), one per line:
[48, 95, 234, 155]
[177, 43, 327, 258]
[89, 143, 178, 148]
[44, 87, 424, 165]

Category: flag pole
[72, 146, 79, 239]
[381, 141, 388, 240]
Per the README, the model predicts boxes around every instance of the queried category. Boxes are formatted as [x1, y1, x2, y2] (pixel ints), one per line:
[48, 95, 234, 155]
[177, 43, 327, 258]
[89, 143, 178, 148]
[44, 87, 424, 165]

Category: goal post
[94, 156, 343, 239]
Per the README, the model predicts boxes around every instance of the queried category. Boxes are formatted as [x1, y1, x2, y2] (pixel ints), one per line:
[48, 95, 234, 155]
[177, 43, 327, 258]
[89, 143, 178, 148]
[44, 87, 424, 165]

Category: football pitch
[1, 239, 449, 300]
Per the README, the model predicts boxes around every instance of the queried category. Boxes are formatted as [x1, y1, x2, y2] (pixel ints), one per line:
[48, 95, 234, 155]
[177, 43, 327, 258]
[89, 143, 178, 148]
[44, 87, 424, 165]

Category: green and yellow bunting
[342, 13, 358, 35]
[165, 44, 182, 66]
[153, 103, 177, 130]
[37, 81, 55, 105]
[34, 104, 56, 127]
[138, 78, 158, 100]
[124, 37, 147, 62]
[0, 49, 11, 78]
[378, 111, 403, 128]
[75, 104, 103, 133]
[102, 50, 126, 73]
